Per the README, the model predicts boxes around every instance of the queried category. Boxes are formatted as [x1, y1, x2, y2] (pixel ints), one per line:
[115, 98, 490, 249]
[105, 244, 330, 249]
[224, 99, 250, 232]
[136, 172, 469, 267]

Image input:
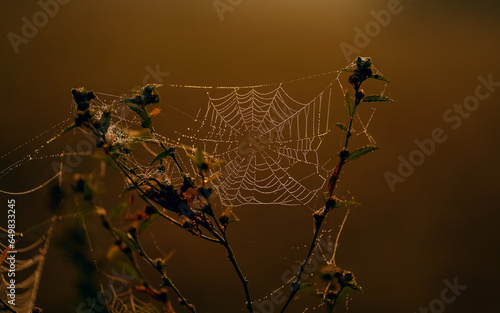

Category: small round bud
[326, 196, 337, 210]
[122, 246, 132, 255]
[344, 272, 354, 282]
[219, 215, 229, 226]
[333, 267, 344, 278]
[128, 226, 137, 236]
[87, 90, 95, 101]
[339, 149, 349, 160]
[96, 139, 105, 148]
[313, 209, 324, 221]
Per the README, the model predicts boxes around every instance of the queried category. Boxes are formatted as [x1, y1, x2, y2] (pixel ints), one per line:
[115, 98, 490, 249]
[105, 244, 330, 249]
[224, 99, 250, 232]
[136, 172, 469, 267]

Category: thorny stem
[279, 82, 362, 313]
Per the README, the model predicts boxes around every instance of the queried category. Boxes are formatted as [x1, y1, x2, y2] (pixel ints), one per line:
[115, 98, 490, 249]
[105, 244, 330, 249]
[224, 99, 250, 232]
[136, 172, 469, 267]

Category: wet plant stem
[201, 190, 255, 313]
[149, 126, 186, 175]
[279, 85, 362, 313]
[133, 234, 197, 313]
[220, 235, 254, 313]
[110, 155, 218, 243]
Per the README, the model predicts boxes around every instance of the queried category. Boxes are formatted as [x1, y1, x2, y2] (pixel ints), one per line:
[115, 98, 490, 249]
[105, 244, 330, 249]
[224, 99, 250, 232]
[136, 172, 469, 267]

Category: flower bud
[326, 196, 337, 211]
[338, 148, 349, 160]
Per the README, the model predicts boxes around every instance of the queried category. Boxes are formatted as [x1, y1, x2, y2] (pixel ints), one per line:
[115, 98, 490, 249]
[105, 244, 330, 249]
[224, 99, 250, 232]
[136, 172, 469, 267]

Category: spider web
[189, 79, 339, 208]
[0, 218, 55, 312]
[165, 67, 383, 209]
[0, 60, 388, 311]
[0, 61, 386, 210]
[106, 286, 162, 313]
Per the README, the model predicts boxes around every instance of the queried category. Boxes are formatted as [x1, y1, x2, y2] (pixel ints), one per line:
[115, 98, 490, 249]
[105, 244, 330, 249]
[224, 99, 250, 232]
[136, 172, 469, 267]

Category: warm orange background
[1, 1, 500, 312]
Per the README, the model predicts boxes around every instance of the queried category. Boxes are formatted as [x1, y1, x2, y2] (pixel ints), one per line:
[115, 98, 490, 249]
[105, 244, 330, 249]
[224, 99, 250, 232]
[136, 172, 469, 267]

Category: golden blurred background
[1, 0, 500, 312]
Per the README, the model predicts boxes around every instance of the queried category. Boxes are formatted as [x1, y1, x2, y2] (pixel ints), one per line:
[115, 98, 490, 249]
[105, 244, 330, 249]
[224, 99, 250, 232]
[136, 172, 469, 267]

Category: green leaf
[61, 123, 77, 135]
[130, 136, 156, 144]
[344, 92, 355, 117]
[112, 228, 140, 252]
[151, 147, 175, 165]
[122, 97, 142, 105]
[194, 147, 204, 167]
[335, 123, 348, 131]
[347, 146, 378, 162]
[122, 184, 137, 194]
[334, 286, 354, 307]
[369, 74, 390, 83]
[361, 95, 393, 103]
[128, 105, 152, 128]
[139, 213, 158, 234]
[334, 200, 361, 209]
[322, 192, 329, 204]
[202, 203, 214, 218]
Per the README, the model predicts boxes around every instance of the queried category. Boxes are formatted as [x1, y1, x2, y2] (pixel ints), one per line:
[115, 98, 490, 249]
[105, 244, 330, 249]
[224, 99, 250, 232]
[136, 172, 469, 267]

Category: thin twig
[280, 78, 363, 313]
[133, 233, 197, 313]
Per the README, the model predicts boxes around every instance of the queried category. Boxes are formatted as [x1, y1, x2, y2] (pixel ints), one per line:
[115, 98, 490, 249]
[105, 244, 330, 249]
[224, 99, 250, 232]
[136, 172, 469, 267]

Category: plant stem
[202, 193, 255, 313]
[110, 156, 218, 243]
[134, 235, 197, 313]
[220, 234, 254, 313]
[280, 85, 362, 313]
[149, 124, 187, 175]
[279, 221, 324, 313]
[344, 85, 361, 149]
